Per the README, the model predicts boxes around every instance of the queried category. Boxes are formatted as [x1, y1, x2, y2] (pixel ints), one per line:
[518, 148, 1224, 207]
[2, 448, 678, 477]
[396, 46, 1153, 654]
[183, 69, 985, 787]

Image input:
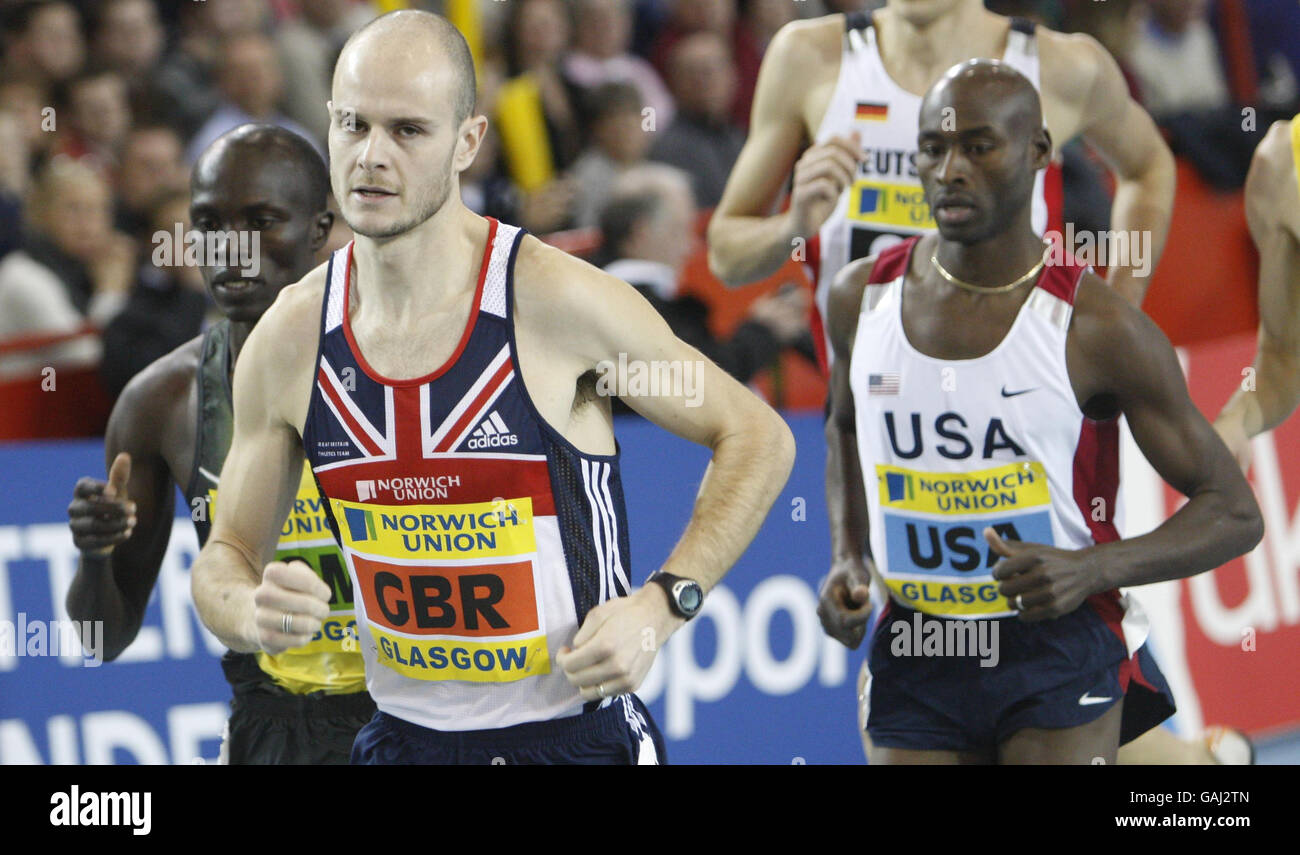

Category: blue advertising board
[0, 414, 865, 764]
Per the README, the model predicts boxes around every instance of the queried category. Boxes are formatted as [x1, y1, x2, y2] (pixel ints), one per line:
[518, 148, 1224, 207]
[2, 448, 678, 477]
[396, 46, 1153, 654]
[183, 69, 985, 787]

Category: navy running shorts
[864, 598, 1175, 754]
[350, 694, 666, 765]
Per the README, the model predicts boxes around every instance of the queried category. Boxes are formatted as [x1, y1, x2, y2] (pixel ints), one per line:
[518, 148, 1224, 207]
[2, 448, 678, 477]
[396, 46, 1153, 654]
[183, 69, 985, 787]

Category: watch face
[675, 581, 703, 614]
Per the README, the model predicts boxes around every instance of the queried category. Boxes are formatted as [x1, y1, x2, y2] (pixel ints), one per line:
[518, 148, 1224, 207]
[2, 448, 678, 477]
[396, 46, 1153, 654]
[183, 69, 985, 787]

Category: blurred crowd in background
[0, 0, 1296, 420]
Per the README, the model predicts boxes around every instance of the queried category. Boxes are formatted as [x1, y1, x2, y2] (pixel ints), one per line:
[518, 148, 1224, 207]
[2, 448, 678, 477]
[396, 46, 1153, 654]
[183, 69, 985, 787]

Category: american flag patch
[868, 373, 900, 396]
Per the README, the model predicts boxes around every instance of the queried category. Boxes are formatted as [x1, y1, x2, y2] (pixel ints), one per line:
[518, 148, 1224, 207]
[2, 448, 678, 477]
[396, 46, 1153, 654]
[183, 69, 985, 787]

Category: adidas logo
[467, 411, 519, 449]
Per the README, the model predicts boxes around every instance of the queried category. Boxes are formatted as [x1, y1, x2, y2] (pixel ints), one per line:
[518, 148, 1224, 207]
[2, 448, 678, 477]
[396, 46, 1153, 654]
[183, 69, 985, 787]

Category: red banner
[1124, 332, 1300, 735]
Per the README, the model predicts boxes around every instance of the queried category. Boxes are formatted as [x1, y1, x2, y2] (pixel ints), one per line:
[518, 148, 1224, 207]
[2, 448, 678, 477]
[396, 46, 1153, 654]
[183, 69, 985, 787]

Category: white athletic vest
[850, 239, 1142, 648]
[810, 15, 1054, 366]
[303, 220, 647, 732]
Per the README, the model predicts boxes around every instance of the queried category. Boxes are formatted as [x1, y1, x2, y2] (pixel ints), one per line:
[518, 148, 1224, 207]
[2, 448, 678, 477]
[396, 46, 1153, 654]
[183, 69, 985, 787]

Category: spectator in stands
[0, 0, 84, 89]
[0, 159, 135, 376]
[1246, 0, 1300, 113]
[461, 121, 575, 236]
[1125, 0, 1268, 188]
[0, 109, 30, 260]
[87, 0, 166, 123]
[152, 0, 267, 141]
[598, 164, 809, 389]
[52, 67, 132, 173]
[276, 0, 375, 146]
[1126, 0, 1230, 118]
[503, 0, 583, 169]
[563, 0, 674, 130]
[0, 79, 57, 167]
[114, 125, 188, 240]
[567, 81, 654, 228]
[649, 32, 745, 209]
[741, 0, 800, 55]
[648, 0, 759, 129]
[186, 32, 321, 165]
[100, 189, 209, 398]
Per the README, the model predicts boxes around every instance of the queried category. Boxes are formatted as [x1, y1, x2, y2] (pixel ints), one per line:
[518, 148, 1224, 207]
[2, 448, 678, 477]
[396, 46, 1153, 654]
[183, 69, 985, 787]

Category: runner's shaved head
[335, 9, 477, 124]
[923, 59, 1044, 140]
[194, 123, 329, 211]
[916, 59, 1052, 243]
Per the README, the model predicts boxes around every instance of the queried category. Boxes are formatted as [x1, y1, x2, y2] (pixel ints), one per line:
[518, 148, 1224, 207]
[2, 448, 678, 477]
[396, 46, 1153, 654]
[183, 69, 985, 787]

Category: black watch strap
[648, 572, 704, 620]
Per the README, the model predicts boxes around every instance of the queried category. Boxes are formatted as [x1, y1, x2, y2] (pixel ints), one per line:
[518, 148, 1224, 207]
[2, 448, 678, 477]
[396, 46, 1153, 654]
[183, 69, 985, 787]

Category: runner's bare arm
[1041, 30, 1174, 307]
[1216, 121, 1300, 447]
[707, 18, 849, 286]
[992, 276, 1263, 621]
[190, 288, 329, 653]
[66, 367, 182, 660]
[1072, 278, 1262, 574]
[563, 253, 795, 594]
[818, 257, 876, 649]
[536, 244, 796, 698]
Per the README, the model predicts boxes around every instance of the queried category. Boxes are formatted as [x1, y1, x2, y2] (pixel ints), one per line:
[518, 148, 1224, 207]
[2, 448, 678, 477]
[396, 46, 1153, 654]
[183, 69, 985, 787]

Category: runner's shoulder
[1250, 119, 1296, 192]
[827, 253, 882, 353]
[109, 334, 203, 453]
[1068, 269, 1161, 369]
[264, 262, 329, 335]
[246, 262, 329, 365]
[765, 14, 844, 79]
[513, 231, 618, 311]
[512, 232, 658, 350]
[1036, 27, 1114, 108]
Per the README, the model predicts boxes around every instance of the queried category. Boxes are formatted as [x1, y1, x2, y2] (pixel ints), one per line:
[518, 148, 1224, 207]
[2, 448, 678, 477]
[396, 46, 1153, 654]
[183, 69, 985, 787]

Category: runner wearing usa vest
[818, 63, 1259, 763]
[189, 11, 795, 765]
[708, 1, 1175, 371]
[806, 14, 1056, 369]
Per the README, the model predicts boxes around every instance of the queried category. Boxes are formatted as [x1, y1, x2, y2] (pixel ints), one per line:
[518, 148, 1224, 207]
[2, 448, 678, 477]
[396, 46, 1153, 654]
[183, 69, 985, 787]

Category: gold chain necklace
[931, 243, 1048, 294]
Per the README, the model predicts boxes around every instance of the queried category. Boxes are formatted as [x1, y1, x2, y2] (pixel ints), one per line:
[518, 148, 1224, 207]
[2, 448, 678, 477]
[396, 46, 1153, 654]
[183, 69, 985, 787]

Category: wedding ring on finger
[282, 612, 293, 634]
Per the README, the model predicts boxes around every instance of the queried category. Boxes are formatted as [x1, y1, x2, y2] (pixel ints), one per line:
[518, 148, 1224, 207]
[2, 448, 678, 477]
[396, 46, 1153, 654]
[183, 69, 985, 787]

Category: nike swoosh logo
[1001, 386, 1038, 397]
[1079, 692, 1113, 706]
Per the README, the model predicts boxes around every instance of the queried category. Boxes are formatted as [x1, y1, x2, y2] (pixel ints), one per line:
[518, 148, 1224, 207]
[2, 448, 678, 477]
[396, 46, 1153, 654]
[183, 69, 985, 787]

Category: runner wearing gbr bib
[190, 10, 795, 765]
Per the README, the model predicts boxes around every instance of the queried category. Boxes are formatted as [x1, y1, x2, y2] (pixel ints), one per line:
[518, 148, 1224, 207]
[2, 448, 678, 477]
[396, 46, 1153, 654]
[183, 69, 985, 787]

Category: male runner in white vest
[818, 61, 1261, 764]
[189, 11, 794, 764]
[707, 0, 1174, 370]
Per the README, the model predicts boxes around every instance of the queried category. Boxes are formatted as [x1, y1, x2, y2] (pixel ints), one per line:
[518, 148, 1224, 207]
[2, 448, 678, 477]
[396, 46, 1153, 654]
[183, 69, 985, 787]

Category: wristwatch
[647, 572, 704, 620]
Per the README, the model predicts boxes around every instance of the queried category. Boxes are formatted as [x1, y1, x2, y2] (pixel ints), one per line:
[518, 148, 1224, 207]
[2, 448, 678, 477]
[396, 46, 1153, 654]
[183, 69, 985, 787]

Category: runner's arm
[825, 260, 872, 567]
[546, 248, 796, 697]
[1072, 277, 1263, 587]
[1048, 32, 1175, 307]
[190, 301, 324, 653]
[707, 22, 825, 285]
[65, 377, 177, 660]
[1217, 121, 1300, 439]
[819, 258, 876, 648]
[573, 263, 797, 597]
